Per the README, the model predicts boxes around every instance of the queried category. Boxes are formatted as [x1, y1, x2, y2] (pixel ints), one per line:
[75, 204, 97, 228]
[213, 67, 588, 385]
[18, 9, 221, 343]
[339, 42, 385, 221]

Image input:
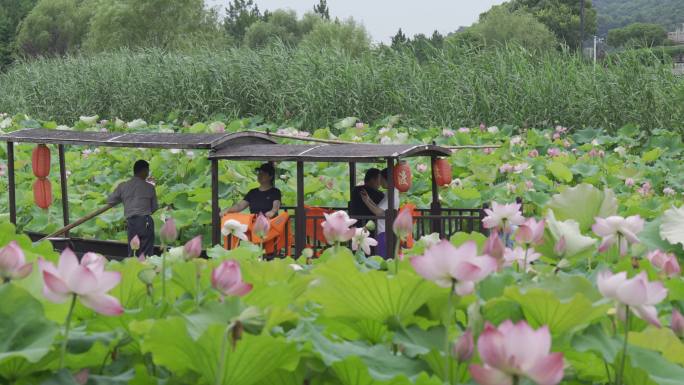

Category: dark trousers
[126, 215, 154, 258]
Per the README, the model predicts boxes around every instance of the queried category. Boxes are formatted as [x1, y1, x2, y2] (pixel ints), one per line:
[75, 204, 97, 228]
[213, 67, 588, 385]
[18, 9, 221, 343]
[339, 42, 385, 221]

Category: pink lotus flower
[625, 178, 635, 187]
[482, 148, 494, 155]
[672, 309, 684, 337]
[562, 139, 571, 148]
[479, 123, 486, 132]
[592, 215, 644, 256]
[637, 181, 652, 196]
[183, 235, 202, 259]
[458, 127, 470, 133]
[453, 329, 474, 362]
[646, 250, 680, 277]
[528, 149, 539, 158]
[547, 148, 561, 157]
[393, 208, 413, 241]
[516, 218, 545, 245]
[597, 270, 667, 327]
[469, 320, 564, 385]
[211, 260, 252, 297]
[417, 163, 428, 173]
[221, 219, 248, 240]
[483, 202, 525, 233]
[210, 121, 226, 133]
[351, 228, 378, 255]
[499, 164, 514, 174]
[38, 249, 123, 316]
[254, 213, 270, 239]
[322, 211, 357, 244]
[130, 235, 140, 251]
[160, 218, 178, 245]
[0, 241, 33, 282]
[483, 232, 505, 262]
[525, 180, 534, 191]
[552, 132, 561, 140]
[442, 128, 455, 137]
[663, 187, 676, 196]
[504, 246, 541, 271]
[410, 240, 497, 295]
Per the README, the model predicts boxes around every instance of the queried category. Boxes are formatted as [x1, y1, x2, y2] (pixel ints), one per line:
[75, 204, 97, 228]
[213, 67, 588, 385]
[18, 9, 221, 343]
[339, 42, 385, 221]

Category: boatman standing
[107, 160, 158, 258]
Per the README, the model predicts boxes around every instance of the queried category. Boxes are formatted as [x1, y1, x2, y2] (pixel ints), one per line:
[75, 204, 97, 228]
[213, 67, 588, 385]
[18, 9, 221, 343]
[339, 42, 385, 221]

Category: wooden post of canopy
[58, 144, 70, 236]
[7, 141, 16, 225]
[295, 161, 305, 257]
[211, 159, 220, 245]
[430, 154, 442, 235]
[386, 158, 396, 259]
[348, 162, 356, 209]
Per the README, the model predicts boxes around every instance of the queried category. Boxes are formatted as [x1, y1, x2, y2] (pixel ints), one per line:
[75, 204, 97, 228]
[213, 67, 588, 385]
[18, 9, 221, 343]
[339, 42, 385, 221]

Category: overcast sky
[207, 0, 508, 43]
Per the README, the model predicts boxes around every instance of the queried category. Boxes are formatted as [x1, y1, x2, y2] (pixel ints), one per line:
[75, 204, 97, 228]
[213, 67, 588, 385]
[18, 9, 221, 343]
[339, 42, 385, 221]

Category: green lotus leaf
[0, 284, 58, 379]
[660, 205, 684, 248]
[547, 161, 573, 183]
[574, 324, 684, 385]
[546, 184, 618, 231]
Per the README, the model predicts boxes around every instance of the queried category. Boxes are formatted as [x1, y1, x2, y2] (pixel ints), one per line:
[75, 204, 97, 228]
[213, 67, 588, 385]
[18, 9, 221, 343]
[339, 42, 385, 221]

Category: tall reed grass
[0, 44, 682, 131]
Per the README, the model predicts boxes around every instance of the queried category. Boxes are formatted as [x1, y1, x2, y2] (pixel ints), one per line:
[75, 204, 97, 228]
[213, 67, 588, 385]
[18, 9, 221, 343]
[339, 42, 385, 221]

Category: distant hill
[593, 0, 684, 36]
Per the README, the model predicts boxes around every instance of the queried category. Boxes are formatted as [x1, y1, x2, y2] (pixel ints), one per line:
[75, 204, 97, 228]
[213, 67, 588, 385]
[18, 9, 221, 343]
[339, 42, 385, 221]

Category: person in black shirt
[221, 163, 282, 218]
[349, 168, 384, 226]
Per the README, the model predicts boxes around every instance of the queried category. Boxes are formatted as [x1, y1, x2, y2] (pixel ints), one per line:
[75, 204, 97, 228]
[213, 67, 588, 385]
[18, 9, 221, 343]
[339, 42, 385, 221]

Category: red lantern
[32, 144, 51, 178]
[393, 161, 412, 193]
[432, 158, 452, 186]
[33, 178, 52, 209]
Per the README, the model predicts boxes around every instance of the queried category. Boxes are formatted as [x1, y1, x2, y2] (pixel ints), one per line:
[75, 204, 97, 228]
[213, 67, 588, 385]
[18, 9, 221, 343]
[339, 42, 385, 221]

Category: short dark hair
[364, 168, 381, 183]
[255, 162, 276, 185]
[133, 160, 149, 175]
[380, 168, 388, 180]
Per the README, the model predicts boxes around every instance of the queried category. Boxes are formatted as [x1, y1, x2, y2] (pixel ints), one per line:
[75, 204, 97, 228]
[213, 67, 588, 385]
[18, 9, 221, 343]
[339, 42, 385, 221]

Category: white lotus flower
[79, 115, 99, 125]
[127, 119, 147, 129]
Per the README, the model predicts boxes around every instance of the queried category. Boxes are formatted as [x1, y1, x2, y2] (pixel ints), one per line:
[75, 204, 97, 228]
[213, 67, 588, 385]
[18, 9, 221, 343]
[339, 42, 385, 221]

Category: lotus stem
[59, 294, 78, 369]
[616, 306, 631, 385]
[444, 279, 456, 384]
[161, 253, 167, 301]
[215, 324, 231, 385]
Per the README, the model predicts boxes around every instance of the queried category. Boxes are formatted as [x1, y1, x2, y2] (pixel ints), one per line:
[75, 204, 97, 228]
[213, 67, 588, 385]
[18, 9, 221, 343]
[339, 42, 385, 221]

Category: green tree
[15, 0, 89, 57]
[466, 7, 558, 51]
[0, 0, 37, 68]
[300, 17, 370, 56]
[224, 0, 262, 42]
[84, 0, 216, 52]
[243, 9, 301, 48]
[391, 28, 407, 49]
[313, 0, 330, 20]
[490, 0, 597, 49]
[607, 23, 667, 48]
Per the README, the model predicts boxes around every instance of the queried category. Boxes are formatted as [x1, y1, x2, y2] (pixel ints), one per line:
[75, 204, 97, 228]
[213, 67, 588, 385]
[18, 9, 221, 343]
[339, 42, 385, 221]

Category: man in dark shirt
[107, 160, 158, 258]
[349, 168, 384, 226]
[221, 163, 282, 218]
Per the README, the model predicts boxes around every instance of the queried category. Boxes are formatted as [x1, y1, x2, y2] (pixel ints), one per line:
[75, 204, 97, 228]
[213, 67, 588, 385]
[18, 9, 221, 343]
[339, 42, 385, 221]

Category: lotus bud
[130, 235, 140, 252]
[453, 329, 474, 362]
[137, 268, 156, 285]
[160, 218, 178, 245]
[183, 235, 202, 259]
[393, 208, 413, 241]
[672, 309, 684, 337]
[0, 241, 33, 282]
[254, 213, 270, 239]
[365, 220, 376, 232]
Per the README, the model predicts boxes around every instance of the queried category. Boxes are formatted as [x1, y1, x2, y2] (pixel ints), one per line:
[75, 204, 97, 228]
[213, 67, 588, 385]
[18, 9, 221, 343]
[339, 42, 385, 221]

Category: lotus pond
[0, 114, 683, 385]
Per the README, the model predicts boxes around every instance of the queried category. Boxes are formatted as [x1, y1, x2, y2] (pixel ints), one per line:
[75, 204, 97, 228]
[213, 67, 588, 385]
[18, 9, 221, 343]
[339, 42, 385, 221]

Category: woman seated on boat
[221, 163, 281, 218]
[359, 168, 400, 259]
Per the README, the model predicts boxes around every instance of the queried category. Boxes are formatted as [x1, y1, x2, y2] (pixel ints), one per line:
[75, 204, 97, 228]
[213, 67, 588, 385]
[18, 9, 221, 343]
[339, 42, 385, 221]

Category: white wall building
[668, 24, 684, 44]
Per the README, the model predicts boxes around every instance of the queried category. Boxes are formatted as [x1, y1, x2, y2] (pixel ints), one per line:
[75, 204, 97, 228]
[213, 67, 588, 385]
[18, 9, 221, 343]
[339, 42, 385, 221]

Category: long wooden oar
[35, 204, 114, 244]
